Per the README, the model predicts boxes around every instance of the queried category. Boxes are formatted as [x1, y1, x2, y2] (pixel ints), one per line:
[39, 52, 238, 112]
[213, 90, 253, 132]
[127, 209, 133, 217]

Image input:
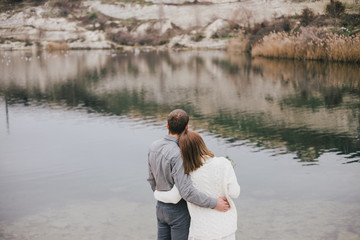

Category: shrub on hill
[325, 0, 345, 18]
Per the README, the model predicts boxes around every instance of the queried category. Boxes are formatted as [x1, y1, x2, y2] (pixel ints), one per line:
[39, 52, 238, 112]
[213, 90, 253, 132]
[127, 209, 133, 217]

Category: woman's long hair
[179, 131, 214, 174]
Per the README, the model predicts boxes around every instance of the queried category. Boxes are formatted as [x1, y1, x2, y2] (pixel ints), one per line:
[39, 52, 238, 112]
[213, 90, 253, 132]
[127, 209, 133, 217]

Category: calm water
[0, 50, 359, 240]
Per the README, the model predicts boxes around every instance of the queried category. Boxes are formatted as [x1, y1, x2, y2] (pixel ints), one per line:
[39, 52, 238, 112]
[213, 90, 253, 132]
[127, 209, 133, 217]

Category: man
[147, 109, 230, 240]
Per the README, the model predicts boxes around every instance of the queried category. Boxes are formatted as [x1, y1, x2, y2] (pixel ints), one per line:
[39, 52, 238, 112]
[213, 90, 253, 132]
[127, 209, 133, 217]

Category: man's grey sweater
[147, 135, 217, 209]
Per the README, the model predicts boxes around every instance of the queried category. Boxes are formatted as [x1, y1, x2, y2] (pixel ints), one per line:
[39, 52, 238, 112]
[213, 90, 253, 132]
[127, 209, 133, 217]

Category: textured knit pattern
[187, 156, 240, 240]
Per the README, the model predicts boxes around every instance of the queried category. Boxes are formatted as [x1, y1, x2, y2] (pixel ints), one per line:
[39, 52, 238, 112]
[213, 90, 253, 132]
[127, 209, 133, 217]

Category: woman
[155, 130, 240, 240]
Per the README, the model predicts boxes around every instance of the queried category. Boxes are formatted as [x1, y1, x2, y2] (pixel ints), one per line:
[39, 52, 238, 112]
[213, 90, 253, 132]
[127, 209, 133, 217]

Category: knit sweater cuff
[209, 198, 217, 209]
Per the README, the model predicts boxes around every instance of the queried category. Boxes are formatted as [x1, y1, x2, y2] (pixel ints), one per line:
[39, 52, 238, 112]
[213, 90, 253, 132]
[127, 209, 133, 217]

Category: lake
[0, 50, 359, 240]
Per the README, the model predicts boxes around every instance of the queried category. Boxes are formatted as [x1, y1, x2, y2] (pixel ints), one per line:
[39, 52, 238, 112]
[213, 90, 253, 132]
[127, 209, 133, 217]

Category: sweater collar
[164, 135, 179, 144]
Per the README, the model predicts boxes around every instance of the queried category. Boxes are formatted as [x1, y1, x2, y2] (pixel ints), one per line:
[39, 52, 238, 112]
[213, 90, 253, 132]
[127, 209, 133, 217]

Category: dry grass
[252, 28, 360, 63]
[45, 42, 68, 51]
[251, 57, 360, 90]
[227, 37, 249, 53]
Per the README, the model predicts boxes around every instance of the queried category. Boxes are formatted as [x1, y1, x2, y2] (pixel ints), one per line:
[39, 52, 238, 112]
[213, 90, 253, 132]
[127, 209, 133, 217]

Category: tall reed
[252, 28, 360, 63]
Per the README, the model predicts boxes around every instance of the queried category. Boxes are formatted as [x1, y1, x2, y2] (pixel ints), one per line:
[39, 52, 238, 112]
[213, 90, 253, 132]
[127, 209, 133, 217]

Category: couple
[147, 109, 240, 240]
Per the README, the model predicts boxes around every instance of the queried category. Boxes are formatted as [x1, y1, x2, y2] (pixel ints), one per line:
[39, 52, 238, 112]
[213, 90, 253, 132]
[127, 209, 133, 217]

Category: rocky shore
[0, 0, 359, 54]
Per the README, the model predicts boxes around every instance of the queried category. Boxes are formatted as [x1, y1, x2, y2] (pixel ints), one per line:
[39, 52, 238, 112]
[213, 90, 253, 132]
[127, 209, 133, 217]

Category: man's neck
[168, 133, 179, 139]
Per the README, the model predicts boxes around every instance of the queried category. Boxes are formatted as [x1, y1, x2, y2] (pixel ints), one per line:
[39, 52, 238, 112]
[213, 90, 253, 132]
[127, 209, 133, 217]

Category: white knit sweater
[187, 156, 240, 240]
[154, 156, 240, 239]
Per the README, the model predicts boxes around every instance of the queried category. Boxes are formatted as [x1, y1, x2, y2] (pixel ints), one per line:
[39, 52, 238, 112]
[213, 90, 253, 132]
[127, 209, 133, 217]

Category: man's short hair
[167, 109, 189, 135]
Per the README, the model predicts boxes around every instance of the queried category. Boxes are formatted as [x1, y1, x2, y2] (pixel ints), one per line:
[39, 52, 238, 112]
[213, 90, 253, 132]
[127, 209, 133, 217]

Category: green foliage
[192, 33, 204, 42]
[340, 14, 360, 30]
[89, 12, 98, 20]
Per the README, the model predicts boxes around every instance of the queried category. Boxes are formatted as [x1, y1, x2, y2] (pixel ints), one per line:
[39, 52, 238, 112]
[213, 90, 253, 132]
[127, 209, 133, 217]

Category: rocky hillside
[0, 0, 359, 51]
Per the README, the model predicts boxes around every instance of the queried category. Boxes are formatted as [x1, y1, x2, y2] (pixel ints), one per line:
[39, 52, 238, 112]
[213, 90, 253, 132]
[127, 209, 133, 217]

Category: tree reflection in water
[0, 50, 359, 163]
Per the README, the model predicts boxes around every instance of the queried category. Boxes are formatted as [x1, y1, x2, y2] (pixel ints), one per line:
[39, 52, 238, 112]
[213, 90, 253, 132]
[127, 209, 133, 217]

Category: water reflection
[0, 50, 359, 163]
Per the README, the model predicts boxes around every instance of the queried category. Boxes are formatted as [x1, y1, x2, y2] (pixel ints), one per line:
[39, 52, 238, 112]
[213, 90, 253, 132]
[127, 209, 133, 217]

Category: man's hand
[215, 197, 230, 212]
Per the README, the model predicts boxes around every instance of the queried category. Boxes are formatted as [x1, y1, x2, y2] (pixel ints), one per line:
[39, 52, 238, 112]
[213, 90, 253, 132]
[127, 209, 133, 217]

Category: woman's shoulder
[211, 156, 230, 162]
[208, 156, 232, 167]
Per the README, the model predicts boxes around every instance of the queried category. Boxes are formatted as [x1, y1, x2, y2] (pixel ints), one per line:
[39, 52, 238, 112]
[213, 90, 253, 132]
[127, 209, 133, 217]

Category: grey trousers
[156, 199, 191, 240]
